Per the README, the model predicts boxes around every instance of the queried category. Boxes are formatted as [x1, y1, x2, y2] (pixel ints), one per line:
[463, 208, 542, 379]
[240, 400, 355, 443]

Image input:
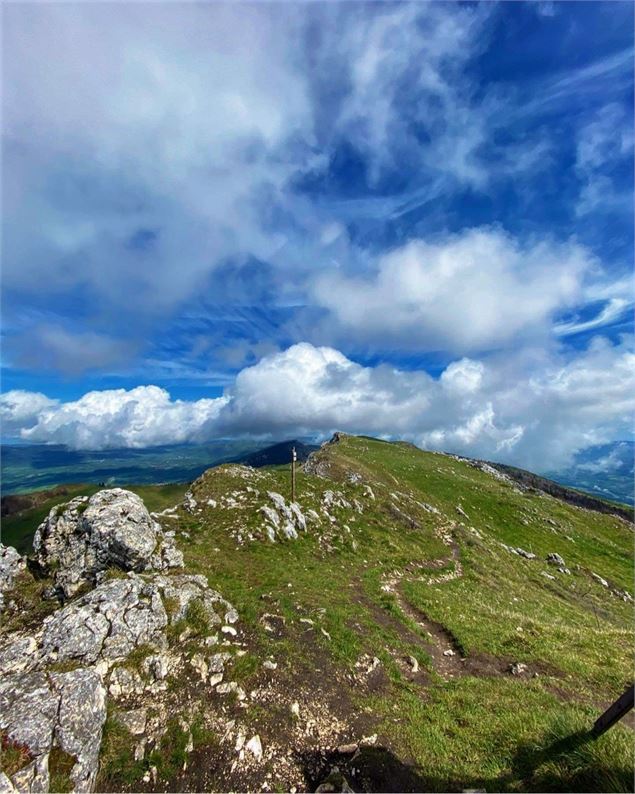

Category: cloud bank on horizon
[2, 2, 634, 471]
[3, 339, 634, 473]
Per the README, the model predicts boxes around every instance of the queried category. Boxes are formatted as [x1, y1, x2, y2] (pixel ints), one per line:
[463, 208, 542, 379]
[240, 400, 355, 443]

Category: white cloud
[440, 359, 485, 395]
[3, 3, 313, 316]
[553, 298, 632, 337]
[3, 1, 574, 376]
[0, 390, 59, 434]
[9, 325, 134, 376]
[7, 340, 634, 472]
[17, 386, 227, 450]
[575, 103, 633, 217]
[314, 228, 595, 352]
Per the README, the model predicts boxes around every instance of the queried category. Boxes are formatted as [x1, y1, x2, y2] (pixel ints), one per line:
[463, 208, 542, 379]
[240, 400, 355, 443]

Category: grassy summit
[2, 433, 633, 792]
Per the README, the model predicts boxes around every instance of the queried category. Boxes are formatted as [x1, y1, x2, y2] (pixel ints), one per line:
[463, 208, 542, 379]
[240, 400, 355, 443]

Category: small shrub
[0, 731, 33, 777]
[185, 599, 209, 636]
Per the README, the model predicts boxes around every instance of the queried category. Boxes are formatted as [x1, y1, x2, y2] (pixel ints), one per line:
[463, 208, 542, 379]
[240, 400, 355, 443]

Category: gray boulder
[0, 544, 26, 611]
[152, 573, 239, 626]
[0, 634, 40, 677]
[41, 576, 167, 666]
[33, 489, 183, 597]
[0, 668, 106, 793]
[546, 552, 565, 567]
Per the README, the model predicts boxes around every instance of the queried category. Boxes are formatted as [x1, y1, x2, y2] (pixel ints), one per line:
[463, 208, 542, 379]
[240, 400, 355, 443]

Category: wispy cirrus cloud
[2, 2, 633, 471]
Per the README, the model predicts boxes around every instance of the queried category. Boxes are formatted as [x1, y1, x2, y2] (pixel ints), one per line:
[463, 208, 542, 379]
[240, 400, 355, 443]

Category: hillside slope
[0, 434, 633, 793]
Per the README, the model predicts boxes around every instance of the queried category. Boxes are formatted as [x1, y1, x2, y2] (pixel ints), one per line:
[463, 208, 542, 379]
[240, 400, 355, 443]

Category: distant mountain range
[231, 440, 319, 468]
[1, 438, 632, 508]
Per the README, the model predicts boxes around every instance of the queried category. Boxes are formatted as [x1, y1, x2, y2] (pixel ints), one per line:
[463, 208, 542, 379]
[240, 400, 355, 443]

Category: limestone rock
[322, 490, 351, 510]
[0, 544, 26, 611]
[183, 492, 198, 513]
[0, 772, 16, 793]
[546, 553, 565, 567]
[153, 573, 238, 627]
[456, 505, 469, 519]
[0, 668, 106, 793]
[51, 669, 107, 791]
[115, 708, 147, 736]
[592, 572, 609, 588]
[108, 667, 145, 698]
[0, 672, 59, 757]
[245, 734, 262, 760]
[208, 652, 231, 674]
[33, 489, 182, 598]
[0, 634, 40, 677]
[10, 756, 48, 793]
[143, 653, 169, 681]
[41, 576, 167, 667]
[261, 493, 307, 542]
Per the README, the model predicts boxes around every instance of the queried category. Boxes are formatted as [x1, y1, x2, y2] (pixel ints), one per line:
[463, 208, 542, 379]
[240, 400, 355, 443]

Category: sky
[1, 1, 634, 472]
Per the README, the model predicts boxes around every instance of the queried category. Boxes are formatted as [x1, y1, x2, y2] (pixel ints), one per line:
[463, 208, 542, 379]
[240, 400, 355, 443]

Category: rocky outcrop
[41, 575, 167, 668]
[0, 668, 106, 792]
[546, 552, 565, 567]
[0, 575, 168, 678]
[259, 493, 308, 542]
[33, 489, 183, 598]
[0, 485, 245, 793]
[153, 573, 239, 626]
[0, 544, 26, 611]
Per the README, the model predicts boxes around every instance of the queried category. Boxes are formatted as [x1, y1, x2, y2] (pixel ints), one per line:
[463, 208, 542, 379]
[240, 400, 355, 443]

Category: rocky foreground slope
[0, 435, 633, 793]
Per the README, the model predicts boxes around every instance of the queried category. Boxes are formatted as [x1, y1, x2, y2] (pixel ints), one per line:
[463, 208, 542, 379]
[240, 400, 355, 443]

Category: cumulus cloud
[14, 386, 227, 449]
[0, 390, 59, 435]
[6, 340, 634, 472]
[314, 228, 596, 352]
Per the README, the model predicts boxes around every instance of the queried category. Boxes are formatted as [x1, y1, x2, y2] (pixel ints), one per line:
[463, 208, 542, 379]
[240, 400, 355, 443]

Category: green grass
[168, 436, 633, 790]
[366, 678, 634, 791]
[95, 714, 146, 790]
[146, 719, 192, 780]
[3, 434, 632, 791]
[48, 747, 76, 793]
[0, 571, 58, 637]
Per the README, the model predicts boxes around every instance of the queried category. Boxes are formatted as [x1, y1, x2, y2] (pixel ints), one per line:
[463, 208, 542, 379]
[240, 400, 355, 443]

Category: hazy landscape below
[1, 439, 632, 506]
[0, 441, 263, 496]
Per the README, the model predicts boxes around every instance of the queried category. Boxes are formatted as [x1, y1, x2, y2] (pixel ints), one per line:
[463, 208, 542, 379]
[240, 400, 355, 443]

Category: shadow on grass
[294, 729, 633, 792]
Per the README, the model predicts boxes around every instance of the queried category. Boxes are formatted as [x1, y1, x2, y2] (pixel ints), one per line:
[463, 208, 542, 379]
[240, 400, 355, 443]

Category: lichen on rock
[0, 544, 26, 612]
[0, 668, 106, 793]
[33, 489, 183, 598]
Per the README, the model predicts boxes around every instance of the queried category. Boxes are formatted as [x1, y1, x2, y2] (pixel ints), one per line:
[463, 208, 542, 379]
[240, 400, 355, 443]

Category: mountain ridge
[0, 433, 633, 792]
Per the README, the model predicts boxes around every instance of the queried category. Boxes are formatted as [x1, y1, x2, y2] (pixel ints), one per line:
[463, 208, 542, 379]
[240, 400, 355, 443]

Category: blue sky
[1, 1, 633, 470]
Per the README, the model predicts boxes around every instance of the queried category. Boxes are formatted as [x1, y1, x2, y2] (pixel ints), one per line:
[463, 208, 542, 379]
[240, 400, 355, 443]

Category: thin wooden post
[291, 446, 297, 502]
[592, 684, 634, 737]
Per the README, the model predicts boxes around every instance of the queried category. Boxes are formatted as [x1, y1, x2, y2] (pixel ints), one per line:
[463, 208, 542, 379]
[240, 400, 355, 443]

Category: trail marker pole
[291, 446, 297, 502]
[592, 684, 634, 737]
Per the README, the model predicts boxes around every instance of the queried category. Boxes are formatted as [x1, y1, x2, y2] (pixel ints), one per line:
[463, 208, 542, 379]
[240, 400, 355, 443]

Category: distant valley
[1, 439, 632, 507]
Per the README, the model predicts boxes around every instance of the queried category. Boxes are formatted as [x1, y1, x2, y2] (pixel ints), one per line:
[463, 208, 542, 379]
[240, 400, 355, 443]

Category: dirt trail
[380, 519, 505, 679]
